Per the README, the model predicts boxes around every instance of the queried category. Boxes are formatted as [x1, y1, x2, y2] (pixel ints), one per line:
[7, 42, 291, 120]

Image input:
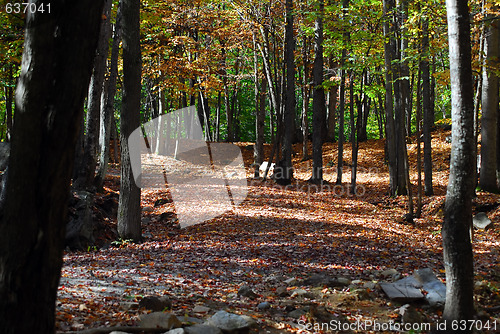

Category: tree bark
[95, 2, 122, 190]
[117, 0, 142, 241]
[422, 15, 434, 195]
[275, 0, 295, 185]
[336, 0, 349, 185]
[383, 0, 398, 195]
[479, 11, 499, 192]
[74, 0, 112, 190]
[0, 0, 103, 332]
[310, 0, 325, 184]
[442, 0, 476, 327]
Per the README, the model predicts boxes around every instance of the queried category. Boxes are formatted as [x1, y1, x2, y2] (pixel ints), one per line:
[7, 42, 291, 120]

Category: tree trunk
[383, 0, 399, 196]
[117, 0, 142, 242]
[327, 58, 337, 142]
[3, 64, 14, 141]
[0, 0, 103, 332]
[95, 2, 122, 190]
[275, 0, 295, 185]
[442, 0, 476, 327]
[479, 10, 499, 192]
[336, 12, 348, 185]
[253, 34, 265, 177]
[74, 0, 112, 190]
[422, 15, 434, 195]
[310, 0, 325, 184]
[301, 35, 310, 160]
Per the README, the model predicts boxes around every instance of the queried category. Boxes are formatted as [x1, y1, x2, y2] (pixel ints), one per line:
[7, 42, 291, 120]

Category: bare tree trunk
[479, 9, 499, 192]
[442, 0, 476, 327]
[422, 15, 434, 195]
[275, 0, 295, 185]
[383, 0, 398, 196]
[118, 0, 142, 242]
[310, 0, 325, 184]
[0, 0, 103, 332]
[95, 3, 122, 190]
[74, 0, 112, 190]
[301, 35, 310, 160]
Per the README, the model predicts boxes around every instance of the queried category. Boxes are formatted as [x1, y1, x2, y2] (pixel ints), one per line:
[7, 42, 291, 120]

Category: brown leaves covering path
[57, 129, 500, 333]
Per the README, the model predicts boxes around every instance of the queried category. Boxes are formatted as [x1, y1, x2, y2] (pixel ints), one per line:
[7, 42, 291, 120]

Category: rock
[257, 302, 271, 310]
[473, 212, 493, 230]
[237, 285, 258, 299]
[303, 274, 331, 287]
[380, 276, 425, 302]
[119, 301, 139, 311]
[66, 191, 95, 250]
[165, 329, 186, 334]
[143, 205, 154, 212]
[139, 295, 172, 311]
[321, 276, 351, 288]
[351, 280, 362, 285]
[183, 317, 204, 325]
[287, 308, 307, 319]
[399, 304, 426, 324]
[352, 288, 371, 301]
[110, 332, 131, 334]
[193, 305, 211, 314]
[381, 268, 446, 306]
[381, 269, 399, 278]
[413, 268, 446, 306]
[284, 277, 297, 286]
[290, 289, 309, 298]
[363, 281, 377, 290]
[275, 286, 289, 297]
[207, 310, 255, 333]
[185, 324, 222, 334]
[139, 312, 181, 330]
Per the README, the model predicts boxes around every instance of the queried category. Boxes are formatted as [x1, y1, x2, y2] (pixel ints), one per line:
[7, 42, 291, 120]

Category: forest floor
[56, 128, 500, 333]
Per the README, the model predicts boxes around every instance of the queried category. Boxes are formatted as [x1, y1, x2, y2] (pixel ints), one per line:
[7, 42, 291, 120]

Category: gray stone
[207, 310, 255, 332]
[165, 329, 186, 334]
[413, 268, 446, 306]
[284, 277, 298, 286]
[119, 301, 139, 311]
[473, 212, 493, 230]
[109, 332, 132, 334]
[139, 295, 172, 311]
[275, 286, 289, 297]
[193, 305, 211, 314]
[352, 288, 371, 301]
[183, 317, 204, 325]
[399, 304, 426, 324]
[139, 312, 182, 329]
[380, 276, 425, 302]
[290, 289, 309, 298]
[237, 285, 258, 299]
[143, 205, 154, 212]
[381, 269, 399, 278]
[323, 276, 351, 288]
[185, 324, 222, 334]
[363, 281, 377, 290]
[287, 308, 307, 319]
[257, 301, 271, 310]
